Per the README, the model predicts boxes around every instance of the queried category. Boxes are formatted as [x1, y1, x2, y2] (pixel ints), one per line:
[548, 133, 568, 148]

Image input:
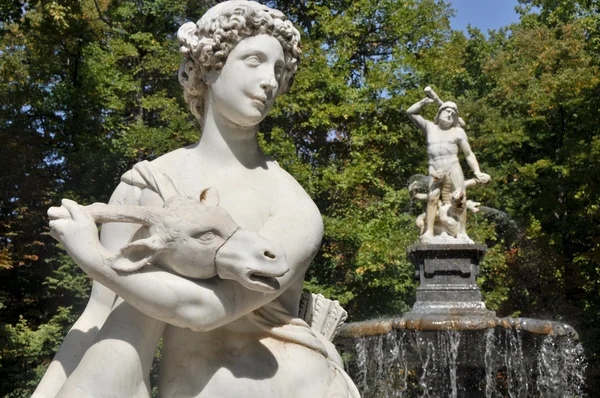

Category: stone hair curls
[177, 1, 302, 121]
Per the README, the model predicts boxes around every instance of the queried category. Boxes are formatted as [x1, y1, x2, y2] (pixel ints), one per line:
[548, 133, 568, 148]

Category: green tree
[3, 0, 600, 394]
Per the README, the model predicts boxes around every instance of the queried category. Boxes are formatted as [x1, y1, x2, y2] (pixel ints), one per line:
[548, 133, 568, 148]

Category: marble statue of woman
[33, 2, 359, 397]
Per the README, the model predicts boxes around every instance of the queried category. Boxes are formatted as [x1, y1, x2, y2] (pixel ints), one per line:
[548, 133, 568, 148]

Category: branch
[93, 0, 113, 28]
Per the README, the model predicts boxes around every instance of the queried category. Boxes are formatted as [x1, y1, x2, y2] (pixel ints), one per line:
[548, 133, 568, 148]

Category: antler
[48, 203, 166, 226]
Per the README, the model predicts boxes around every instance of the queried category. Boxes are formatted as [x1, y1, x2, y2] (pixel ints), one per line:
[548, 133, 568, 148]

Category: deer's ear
[199, 187, 219, 206]
[110, 237, 165, 272]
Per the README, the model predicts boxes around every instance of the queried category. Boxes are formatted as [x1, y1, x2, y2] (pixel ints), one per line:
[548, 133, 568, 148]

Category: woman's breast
[209, 175, 279, 231]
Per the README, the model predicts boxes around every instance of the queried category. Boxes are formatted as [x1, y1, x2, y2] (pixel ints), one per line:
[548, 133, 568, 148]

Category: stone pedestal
[404, 244, 495, 318]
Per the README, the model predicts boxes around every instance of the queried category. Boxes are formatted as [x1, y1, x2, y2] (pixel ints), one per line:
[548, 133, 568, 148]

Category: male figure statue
[406, 89, 490, 243]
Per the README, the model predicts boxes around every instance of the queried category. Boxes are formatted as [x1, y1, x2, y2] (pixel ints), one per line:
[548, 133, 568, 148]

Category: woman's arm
[55, 298, 164, 398]
[32, 282, 115, 398]
[50, 178, 323, 332]
[32, 182, 144, 398]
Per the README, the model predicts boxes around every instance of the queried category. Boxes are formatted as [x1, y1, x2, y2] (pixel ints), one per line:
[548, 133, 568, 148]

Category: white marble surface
[47, 161, 289, 291]
[33, 2, 359, 397]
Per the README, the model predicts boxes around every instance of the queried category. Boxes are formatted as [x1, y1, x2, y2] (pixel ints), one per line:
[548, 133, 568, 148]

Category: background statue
[33, 2, 359, 397]
[406, 87, 491, 244]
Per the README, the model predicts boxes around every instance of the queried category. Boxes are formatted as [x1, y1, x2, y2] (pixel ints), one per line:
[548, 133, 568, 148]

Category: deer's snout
[215, 229, 289, 293]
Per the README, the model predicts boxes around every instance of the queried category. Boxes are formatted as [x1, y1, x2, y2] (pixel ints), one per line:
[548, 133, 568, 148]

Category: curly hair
[177, 1, 302, 121]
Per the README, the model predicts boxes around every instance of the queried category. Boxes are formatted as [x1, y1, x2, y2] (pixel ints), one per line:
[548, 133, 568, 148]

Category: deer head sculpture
[48, 161, 288, 293]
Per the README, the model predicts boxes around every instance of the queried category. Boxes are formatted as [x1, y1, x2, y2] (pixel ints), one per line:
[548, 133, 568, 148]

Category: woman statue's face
[209, 34, 285, 127]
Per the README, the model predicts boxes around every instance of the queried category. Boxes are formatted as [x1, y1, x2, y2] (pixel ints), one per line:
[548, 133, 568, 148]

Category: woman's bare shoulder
[112, 146, 195, 206]
[149, 146, 196, 171]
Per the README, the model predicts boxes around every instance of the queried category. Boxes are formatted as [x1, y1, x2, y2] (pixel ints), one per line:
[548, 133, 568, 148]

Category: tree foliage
[2, 0, 600, 395]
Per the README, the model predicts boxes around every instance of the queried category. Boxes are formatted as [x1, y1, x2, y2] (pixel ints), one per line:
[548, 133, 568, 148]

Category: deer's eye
[196, 232, 217, 243]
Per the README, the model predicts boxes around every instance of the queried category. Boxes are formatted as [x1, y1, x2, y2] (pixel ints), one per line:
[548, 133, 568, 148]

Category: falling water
[504, 328, 527, 397]
[414, 331, 462, 397]
[341, 328, 586, 398]
[536, 335, 586, 397]
[350, 332, 411, 397]
[448, 331, 461, 397]
[484, 328, 497, 397]
[354, 336, 369, 393]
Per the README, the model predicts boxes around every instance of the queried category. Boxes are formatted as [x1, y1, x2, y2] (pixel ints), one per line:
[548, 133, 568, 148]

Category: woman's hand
[48, 199, 109, 274]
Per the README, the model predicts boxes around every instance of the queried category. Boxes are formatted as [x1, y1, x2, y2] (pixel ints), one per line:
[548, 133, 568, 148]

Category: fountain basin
[338, 316, 579, 339]
[333, 243, 586, 397]
[335, 317, 585, 397]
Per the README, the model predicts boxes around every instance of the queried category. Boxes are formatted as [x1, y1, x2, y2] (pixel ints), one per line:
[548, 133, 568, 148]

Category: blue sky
[449, 0, 521, 33]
